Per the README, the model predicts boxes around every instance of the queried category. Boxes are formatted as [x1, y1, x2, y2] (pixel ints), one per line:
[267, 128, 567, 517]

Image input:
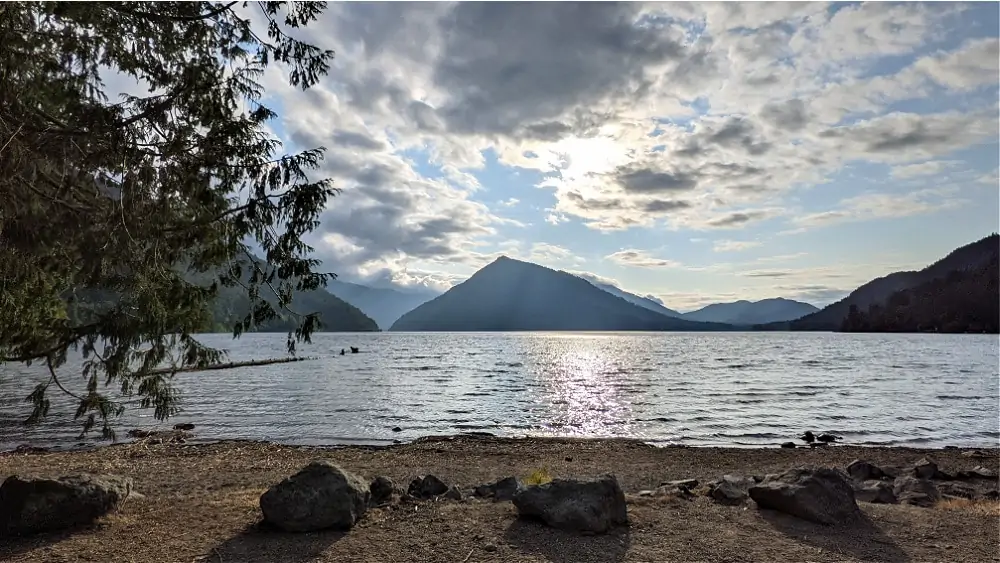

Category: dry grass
[1, 437, 999, 562]
[523, 467, 553, 486]
[936, 496, 1000, 516]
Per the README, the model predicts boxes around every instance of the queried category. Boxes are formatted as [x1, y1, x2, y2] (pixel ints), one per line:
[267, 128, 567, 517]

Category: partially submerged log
[149, 356, 316, 375]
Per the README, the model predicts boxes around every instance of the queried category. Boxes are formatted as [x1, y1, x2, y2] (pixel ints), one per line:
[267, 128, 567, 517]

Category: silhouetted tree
[0, 2, 337, 437]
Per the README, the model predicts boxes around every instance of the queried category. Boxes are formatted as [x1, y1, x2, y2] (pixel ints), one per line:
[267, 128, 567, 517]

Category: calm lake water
[1, 332, 997, 451]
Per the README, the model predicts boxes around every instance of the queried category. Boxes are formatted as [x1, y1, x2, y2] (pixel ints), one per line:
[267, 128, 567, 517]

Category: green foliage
[840, 256, 999, 334]
[0, 2, 338, 438]
[524, 468, 554, 486]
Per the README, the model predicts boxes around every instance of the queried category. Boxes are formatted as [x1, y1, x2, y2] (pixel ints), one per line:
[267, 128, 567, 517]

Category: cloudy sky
[254, 1, 998, 311]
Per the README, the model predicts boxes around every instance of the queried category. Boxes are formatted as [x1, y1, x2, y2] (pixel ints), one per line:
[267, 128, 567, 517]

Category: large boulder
[260, 461, 369, 532]
[749, 467, 861, 525]
[512, 475, 627, 534]
[708, 475, 756, 505]
[1, 474, 133, 536]
[893, 476, 940, 507]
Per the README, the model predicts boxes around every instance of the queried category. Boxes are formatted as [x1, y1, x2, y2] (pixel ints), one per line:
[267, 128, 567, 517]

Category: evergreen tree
[0, 2, 337, 437]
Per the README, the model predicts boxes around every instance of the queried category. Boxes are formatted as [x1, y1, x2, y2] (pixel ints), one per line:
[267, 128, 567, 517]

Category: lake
[1, 332, 997, 451]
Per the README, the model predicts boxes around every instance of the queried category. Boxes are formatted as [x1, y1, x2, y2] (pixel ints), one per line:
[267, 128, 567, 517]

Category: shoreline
[6, 430, 999, 455]
[2, 435, 998, 562]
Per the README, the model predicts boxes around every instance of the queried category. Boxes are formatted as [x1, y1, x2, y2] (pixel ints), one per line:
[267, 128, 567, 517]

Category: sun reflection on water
[532, 345, 639, 438]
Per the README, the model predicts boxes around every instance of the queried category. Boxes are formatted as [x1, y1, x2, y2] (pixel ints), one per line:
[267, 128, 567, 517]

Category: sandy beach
[2, 435, 998, 563]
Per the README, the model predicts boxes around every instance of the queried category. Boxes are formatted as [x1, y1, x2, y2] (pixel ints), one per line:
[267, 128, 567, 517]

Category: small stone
[408, 475, 449, 499]
[391, 426, 402, 432]
[852, 480, 897, 504]
[780, 442, 796, 449]
[443, 486, 462, 500]
[660, 479, 699, 490]
[369, 476, 395, 505]
[484, 543, 497, 553]
[893, 476, 940, 508]
[847, 460, 887, 482]
[172, 423, 195, 431]
[565, 456, 573, 462]
[473, 476, 523, 502]
[708, 475, 755, 505]
[913, 458, 939, 480]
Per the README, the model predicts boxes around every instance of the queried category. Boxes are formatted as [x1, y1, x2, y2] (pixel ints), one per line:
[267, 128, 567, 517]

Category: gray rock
[852, 480, 897, 504]
[473, 476, 523, 502]
[512, 474, 627, 534]
[937, 481, 977, 499]
[956, 466, 998, 480]
[660, 479, 699, 490]
[443, 486, 462, 501]
[260, 461, 369, 532]
[708, 475, 755, 505]
[846, 460, 887, 482]
[748, 467, 861, 525]
[408, 475, 450, 499]
[913, 458, 939, 480]
[1, 474, 133, 536]
[369, 476, 395, 505]
[893, 476, 940, 508]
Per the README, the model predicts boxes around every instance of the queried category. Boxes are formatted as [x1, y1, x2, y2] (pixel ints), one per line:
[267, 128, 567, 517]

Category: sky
[247, 2, 998, 312]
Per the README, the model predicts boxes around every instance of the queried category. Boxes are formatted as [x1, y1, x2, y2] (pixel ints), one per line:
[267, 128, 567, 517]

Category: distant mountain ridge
[682, 298, 818, 325]
[390, 256, 734, 332]
[66, 255, 379, 333]
[769, 234, 999, 331]
[326, 279, 437, 330]
[575, 277, 683, 318]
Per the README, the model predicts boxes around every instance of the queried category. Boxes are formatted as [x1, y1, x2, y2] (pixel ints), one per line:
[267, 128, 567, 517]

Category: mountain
[681, 298, 819, 325]
[326, 279, 437, 329]
[768, 234, 999, 331]
[65, 257, 378, 333]
[582, 279, 683, 318]
[840, 253, 998, 333]
[389, 256, 734, 332]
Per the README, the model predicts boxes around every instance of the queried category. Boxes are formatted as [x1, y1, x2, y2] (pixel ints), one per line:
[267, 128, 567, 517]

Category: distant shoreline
[6, 433, 998, 456]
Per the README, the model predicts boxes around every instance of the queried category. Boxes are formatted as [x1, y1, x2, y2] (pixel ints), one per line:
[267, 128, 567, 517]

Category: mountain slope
[682, 298, 818, 325]
[584, 279, 683, 318]
[66, 257, 378, 333]
[389, 256, 733, 332]
[840, 254, 999, 333]
[326, 279, 437, 329]
[778, 233, 999, 331]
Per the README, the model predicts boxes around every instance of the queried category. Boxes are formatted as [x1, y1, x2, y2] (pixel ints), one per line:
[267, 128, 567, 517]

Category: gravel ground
[1, 435, 998, 563]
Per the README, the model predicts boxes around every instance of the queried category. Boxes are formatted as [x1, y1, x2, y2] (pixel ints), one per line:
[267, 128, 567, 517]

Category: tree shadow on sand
[503, 518, 631, 563]
[206, 521, 346, 563]
[759, 510, 910, 563]
[0, 528, 83, 561]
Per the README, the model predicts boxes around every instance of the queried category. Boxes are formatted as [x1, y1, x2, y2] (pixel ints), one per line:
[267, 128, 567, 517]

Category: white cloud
[606, 249, 684, 269]
[713, 240, 763, 253]
[228, 2, 997, 298]
[890, 160, 961, 179]
[793, 188, 966, 229]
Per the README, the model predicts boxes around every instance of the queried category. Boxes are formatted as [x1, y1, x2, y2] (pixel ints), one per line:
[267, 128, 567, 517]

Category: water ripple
[0, 332, 997, 450]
